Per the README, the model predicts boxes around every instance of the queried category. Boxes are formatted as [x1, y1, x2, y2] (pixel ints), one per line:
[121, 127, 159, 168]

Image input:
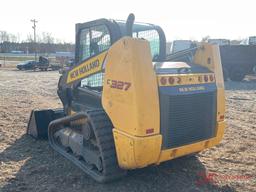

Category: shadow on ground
[224, 77, 256, 91]
[1, 135, 236, 192]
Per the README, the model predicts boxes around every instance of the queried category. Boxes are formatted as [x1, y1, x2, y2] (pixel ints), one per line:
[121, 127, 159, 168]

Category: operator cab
[75, 18, 166, 65]
[74, 17, 166, 89]
[115, 21, 166, 61]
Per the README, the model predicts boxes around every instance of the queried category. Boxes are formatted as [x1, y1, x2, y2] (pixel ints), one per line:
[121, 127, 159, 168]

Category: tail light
[209, 74, 214, 82]
[160, 77, 167, 85]
[177, 77, 181, 84]
[168, 77, 175, 84]
[146, 128, 154, 134]
[204, 75, 208, 82]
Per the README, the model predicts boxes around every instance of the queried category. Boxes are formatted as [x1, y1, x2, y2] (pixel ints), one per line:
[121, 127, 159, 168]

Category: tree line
[0, 31, 74, 53]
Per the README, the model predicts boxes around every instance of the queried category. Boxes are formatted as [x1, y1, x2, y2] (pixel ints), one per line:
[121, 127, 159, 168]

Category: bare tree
[26, 33, 34, 42]
[42, 32, 55, 44]
[0, 30, 74, 53]
[0, 31, 10, 43]
[16, 33, 21, 43]
[9, 34, 18, 43]
[201, 35, 210, 42]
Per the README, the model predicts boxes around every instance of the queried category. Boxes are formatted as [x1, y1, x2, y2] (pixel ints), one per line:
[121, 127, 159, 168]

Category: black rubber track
[48, 110, 126, 183]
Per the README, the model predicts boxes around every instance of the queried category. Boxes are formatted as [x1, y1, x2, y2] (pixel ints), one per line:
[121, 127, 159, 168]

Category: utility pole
[31, 19, 38, 61]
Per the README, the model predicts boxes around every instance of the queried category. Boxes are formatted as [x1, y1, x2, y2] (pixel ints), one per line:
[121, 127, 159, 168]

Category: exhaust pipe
[126, 13, 135, 37]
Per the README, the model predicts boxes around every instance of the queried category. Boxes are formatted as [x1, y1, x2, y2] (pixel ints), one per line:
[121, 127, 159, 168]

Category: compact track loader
[27, 14, 226, 182]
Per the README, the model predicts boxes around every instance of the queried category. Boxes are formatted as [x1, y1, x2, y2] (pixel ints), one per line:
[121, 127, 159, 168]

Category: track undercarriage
[48, 110, 126, 182]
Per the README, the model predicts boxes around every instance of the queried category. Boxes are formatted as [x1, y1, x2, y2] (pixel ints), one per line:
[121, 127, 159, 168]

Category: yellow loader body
[27, 14, 226, 182]
[102, 37, 225, 169]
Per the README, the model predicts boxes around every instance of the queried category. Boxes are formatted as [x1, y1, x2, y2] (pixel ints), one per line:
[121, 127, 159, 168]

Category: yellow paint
[102, 37, 160, 137]
[101, 40, 225, 169]
[193, 43, 225, 122]
[112, 121, 225, 169]
[66, 51, 107, 84]
[113, 129, 162, 169]
[157, 73, 215, 86]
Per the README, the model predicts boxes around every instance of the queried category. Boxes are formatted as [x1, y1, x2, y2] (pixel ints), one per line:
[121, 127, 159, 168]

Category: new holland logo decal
[179, 86, 205, 92]
[67, 51, 107, 84]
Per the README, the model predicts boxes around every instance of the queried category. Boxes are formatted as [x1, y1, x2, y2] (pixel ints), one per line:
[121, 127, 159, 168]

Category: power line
[30, 19, 38, 61]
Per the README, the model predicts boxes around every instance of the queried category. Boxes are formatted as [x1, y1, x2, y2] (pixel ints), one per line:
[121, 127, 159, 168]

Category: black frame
[58, 18, 167, 114]
[75, 18, 166, 64]
[75, 19, 121, 64]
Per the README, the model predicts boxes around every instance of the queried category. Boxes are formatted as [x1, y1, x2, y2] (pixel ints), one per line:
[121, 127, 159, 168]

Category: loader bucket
[27, 108, 64, 139]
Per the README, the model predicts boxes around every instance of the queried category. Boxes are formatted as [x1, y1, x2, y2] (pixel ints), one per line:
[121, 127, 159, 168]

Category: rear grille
[160, 85, 217, 149]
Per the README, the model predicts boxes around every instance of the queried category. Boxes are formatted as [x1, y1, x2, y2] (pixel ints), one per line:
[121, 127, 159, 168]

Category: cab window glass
[91, 25, 111, 54]
[79, 28, 90, 61]
[133, 29, 160, 59]
[79, 25, 111, 62]
[80, 25, 111, 87]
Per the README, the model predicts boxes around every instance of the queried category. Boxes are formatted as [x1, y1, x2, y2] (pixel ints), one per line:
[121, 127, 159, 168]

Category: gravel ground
[0, 68, 255, 192]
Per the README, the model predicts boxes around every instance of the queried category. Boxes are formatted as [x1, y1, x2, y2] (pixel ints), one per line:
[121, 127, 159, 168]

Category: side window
[79, 28, 90, 61]
[80, 25, 111, 88]
[249, 37, 256, 45]
[81, 73, 104, 88]
[91, 25, 111, 54]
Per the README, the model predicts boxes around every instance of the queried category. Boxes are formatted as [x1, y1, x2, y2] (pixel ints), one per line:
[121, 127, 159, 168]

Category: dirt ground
[0, 68, 255, 192]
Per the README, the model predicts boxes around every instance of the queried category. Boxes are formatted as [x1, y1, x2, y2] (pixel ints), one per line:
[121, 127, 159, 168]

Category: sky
[0, 0, 256, 43]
